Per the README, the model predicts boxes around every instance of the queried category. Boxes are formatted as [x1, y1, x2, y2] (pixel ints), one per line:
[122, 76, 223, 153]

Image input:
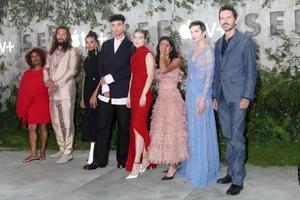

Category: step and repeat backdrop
[0, 0, 299, 107]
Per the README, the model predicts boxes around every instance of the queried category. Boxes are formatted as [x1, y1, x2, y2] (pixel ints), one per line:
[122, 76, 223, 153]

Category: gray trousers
[218, 91, 247, 186]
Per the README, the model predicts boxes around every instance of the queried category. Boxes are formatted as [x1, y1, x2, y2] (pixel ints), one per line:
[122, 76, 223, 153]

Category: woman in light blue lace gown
[178, 20, 220, 187]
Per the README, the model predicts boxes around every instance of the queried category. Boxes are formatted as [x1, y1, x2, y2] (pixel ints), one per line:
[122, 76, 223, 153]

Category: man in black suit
[85, 14, 133, 170]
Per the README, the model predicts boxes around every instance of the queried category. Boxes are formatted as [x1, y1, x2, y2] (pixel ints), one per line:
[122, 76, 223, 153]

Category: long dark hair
[155, 36, 179, 66]
[49, 26, 72, 55]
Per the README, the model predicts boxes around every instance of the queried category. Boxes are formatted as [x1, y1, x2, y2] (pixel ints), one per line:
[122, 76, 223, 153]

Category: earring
[95, 47, 97, 55]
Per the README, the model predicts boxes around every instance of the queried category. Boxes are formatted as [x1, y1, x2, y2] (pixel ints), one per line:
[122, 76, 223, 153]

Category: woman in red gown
[16, 47, 51, 162]
[125, 29, 155, 179]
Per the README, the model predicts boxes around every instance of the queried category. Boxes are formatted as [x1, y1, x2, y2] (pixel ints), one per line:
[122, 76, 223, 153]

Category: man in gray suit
[213, 5, 256, 195]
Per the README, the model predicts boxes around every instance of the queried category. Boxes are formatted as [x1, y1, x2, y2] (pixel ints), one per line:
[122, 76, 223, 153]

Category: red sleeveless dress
[126, 46, 155, 172]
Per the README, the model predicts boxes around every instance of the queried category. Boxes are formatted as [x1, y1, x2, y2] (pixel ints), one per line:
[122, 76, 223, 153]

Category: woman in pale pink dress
[148, 36, 189, 180]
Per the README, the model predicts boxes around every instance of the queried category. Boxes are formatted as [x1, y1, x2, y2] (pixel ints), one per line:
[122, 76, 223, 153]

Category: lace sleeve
[201, 48, 215, 99]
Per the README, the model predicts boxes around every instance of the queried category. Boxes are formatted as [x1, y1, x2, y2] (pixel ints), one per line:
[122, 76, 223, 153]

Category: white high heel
[139, 163, 150, 174]
[125, 163, 142, 179]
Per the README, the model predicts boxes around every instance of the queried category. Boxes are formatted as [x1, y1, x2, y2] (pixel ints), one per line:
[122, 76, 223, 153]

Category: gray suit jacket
[213, 29, 257, 103]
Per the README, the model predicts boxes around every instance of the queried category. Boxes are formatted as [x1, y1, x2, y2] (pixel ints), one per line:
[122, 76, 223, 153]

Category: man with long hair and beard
[45, 26, 79, 164]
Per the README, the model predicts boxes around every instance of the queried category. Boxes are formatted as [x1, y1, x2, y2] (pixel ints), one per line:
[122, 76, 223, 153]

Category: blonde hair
[133, 29, 150, 43]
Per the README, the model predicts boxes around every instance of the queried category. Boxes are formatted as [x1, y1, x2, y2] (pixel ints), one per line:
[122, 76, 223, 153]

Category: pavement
[0, 150, 299, 200]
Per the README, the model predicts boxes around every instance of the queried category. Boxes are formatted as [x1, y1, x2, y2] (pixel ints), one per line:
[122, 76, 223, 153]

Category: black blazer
[98, 37, 134, 98]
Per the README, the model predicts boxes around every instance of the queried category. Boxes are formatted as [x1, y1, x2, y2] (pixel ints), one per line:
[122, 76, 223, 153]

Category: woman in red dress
[125, 29, 155, 179]
[16, 47, 51, 162]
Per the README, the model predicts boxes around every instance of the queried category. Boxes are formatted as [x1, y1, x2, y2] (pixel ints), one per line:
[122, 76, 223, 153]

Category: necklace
[55, 50, 61, 55]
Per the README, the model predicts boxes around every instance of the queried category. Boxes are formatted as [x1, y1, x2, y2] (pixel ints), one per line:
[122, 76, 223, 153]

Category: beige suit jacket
[45, 47, 79, 100]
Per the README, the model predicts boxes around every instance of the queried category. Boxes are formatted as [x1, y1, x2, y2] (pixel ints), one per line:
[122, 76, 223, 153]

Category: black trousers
[93, 100, 130, 165]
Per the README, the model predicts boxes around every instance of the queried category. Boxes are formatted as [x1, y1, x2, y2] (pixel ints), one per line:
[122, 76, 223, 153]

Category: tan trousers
[50, 99, 75, 155]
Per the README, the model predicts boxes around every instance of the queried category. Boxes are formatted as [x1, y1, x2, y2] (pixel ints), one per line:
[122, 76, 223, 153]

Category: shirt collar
[114, 36, 125, 43]
[222, 30, 236, 43]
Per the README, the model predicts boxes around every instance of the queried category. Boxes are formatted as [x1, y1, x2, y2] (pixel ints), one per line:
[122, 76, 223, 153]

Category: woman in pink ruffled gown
[148, 36, 189, 180]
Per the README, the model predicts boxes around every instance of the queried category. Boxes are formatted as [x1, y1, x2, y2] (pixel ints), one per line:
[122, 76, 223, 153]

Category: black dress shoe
[83, 163, 90, 169]
[84, 162, 106, 170]
[226, 184, 243, 195]
[117, 163, 126, 169]
[217, 175, 232, 184]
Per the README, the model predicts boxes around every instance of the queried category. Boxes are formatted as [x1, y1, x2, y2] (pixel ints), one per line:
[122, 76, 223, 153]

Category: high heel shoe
[126, 163, 142, 179]
[161, 164, 178, 181]
[139, 163, 149, 174]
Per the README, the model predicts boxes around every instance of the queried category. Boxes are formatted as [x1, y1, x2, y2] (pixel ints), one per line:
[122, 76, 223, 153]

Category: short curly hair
[25, 47, 46, 68]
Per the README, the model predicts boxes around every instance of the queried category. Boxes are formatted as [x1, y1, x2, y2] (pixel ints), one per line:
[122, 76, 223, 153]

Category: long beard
[50, 38, 71, 54]
[57, 40, 69, 50]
